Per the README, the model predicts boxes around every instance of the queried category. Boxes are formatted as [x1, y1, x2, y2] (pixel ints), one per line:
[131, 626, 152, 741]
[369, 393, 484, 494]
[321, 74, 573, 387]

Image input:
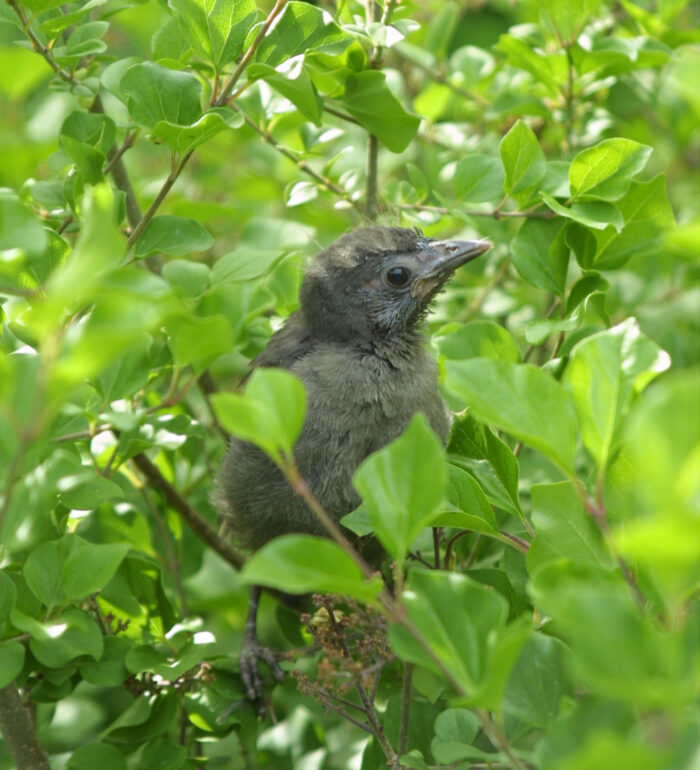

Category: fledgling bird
[217, 226, 490, 709]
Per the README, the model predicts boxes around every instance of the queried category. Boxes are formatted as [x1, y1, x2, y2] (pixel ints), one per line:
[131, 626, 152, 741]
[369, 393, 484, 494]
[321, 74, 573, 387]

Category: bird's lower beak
[411, 239, 491, 299]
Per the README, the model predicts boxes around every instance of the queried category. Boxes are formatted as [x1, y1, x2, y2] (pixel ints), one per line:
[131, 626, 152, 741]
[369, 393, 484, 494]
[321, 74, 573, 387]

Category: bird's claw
[239, 634, 285, 717]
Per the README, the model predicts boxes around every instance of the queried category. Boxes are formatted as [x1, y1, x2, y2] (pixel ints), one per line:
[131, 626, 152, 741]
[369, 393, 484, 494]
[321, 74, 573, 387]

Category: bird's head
[300, 226, 491, 342]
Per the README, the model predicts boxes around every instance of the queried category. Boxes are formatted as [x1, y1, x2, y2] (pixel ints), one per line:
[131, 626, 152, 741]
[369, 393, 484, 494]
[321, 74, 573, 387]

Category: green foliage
[0, 0, 698, 769]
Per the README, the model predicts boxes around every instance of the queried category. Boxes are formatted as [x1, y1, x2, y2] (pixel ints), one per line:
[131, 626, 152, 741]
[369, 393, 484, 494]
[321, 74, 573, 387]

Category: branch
[129, 451, 246, 571]
[126, 150, 194, 251]
[105, 131, 142, 230]
[0, 683, 50, 770]
[9, 0, 81, 87]
[214, 0, 289, 106]
[397, 662, 413, 760]
[233, 107, 363, 212]
[285, 463, 528, 770]
[394, 47, 489, 107]
[396, 202, 555, 220]
[324, 598, 397, 765]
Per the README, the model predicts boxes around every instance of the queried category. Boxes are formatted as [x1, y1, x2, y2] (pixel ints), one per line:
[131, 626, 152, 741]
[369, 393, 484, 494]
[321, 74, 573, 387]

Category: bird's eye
[386, 266, 411, 288]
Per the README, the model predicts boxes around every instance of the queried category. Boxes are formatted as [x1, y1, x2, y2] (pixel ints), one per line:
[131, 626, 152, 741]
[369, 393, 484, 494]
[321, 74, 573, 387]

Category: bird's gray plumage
[216, 226, 489, 550]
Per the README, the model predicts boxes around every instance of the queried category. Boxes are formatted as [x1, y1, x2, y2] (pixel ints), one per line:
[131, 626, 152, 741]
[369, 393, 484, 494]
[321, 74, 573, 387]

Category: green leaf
[353, 413, 446, 561]
[541, 0, 605, 41]
[433, 466, 498, 534]
[445, 359, 578, 474]
[448, 413, 522, 517]
[540, 192, 624, 232]
[389, 569, 509, 696]
[211, 367, 307, 463]
[0, 190, 49, 258]
[139, 738, 187, 770]
[254, 2, 351, 67]
[495, 34, 561, 96]
[454, 154, 505, 203]
[241, 534, 382, 600]
[33, 184, 123, 337]
[248, 60, 323, 125]
[133, 216, 213, 259]
[527, 482, 615, 574]
[591, 174, 675, 270]
[431, 708, 480, 764]
[530, 563, 696, 705]
[79, 635, 131, 686]
[59, 111, 116, 185]
[0, 642, 25, 689]
[162, 259, 210, 298]
[503, 632, 573, 727]
[106, 693, 179, 744]
[59, 473, 124, 510]
[499, 119, 546, 201]
[610, 372, 700, 601]
[23, 541, 65, 607]
[341, 71, 420, 153]
[511, 218, 569, 296]
[169, 0, 258, 69]
[0, 573, 17, 635]
[68, 743, 127, 770]
[435, 320, 521, 362]
[166, 312, 233, 369]
[563, 318, 670, 470]
[62, 542, 130, 600]
[120, 62, 203, 128]
[29, 609, 104, 668]
[210, 248, 285, 283]
[569, 138, 652, 201]
[152, 15, 191, 62]
[150, 108, 243, 154]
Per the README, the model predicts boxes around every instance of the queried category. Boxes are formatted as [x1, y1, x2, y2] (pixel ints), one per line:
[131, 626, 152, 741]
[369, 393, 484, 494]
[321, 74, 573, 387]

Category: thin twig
[397, 663, 413, 759]
[9, 0, 81, 87]
[396, 202, 555, 220]
[323, 103, 362, 125]
[233, 107, 363, 211]
[395, 47, 489, 107]
[324, 598, 397, 764]
[215, 0, 289, 106]
[126, 150, 194, 250]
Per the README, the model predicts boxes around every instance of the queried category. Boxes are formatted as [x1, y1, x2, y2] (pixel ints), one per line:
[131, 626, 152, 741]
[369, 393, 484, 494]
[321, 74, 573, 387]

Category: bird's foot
[239, 632, 285, 717]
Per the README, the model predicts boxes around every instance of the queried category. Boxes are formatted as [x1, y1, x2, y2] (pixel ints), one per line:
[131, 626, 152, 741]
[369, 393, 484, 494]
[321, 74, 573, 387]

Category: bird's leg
[239, 584, 285, 716]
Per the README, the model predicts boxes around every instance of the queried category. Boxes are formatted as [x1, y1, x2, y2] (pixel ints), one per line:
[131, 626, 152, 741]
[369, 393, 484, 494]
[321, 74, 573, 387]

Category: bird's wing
[247, 311, 316, 373]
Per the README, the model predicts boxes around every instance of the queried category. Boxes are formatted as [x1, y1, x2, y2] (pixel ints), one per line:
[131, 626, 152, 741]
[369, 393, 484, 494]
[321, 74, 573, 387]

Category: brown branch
[0, 683, 50, 770]
[324, 598, 397, 765]
[129, 451, 246, 570]
[215, 0, 289, 106]
[397, 662, 413, 760]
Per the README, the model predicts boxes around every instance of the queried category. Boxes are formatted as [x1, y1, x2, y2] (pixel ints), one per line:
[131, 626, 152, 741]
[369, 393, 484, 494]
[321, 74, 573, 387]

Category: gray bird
[216, 226, 490, 710]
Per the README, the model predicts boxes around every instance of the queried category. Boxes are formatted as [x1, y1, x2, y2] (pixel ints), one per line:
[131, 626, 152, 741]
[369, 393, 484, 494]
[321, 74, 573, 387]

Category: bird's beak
[412, 239, 491, 299]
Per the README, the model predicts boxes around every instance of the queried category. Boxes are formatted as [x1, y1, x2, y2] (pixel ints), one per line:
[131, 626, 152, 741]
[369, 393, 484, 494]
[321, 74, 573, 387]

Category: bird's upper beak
[411, 239, 491, 299]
